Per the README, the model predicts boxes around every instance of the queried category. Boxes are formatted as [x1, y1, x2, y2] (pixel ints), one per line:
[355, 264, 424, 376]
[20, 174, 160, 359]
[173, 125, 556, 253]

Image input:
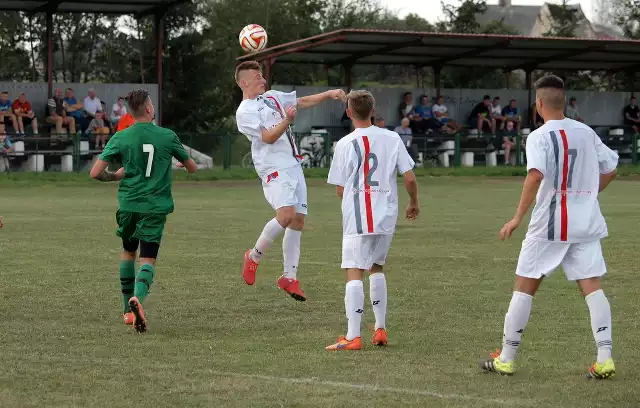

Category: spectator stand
[0, 0, 190, 172]
[238, 29, 640, 167]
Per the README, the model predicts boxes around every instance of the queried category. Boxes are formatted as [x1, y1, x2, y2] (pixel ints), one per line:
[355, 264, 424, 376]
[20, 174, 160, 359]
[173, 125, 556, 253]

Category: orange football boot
[122, 312, 135, 326]
[242, 250, 258, 285]
[277, 276, 306, 301]
[128, 296, 147, 333]
[325, 336, 362, 351]
[372, 328, 388, 346]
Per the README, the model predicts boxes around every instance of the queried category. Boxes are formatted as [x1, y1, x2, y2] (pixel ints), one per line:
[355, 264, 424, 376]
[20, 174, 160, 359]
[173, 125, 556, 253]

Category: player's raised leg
[369, 264, 388, 346]
[277, 203, 307, 301]
[243, 215, 286, 285]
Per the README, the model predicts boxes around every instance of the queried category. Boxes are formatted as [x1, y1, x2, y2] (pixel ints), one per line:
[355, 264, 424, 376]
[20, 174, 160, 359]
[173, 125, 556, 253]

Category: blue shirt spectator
[64, 88, 83, 120]
[413, 95, 434, 119]
[502, 105, 519, 118]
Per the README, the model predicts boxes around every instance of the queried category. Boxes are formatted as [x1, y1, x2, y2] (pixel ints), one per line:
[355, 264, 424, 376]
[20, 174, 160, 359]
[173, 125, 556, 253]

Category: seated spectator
[83, 88, 102, 122]
[502, 98, 521, 132]
[412, 94, 444, 133]
[111, 97, 127, 129]
[565, 97, 584, 122]
[116, 112, 135, 131]
[394, 117, 417, 160]
[11, 93, 39, 135]
[623, 96, 640, 133]
[64, 88, 86, 130]
[88, 111, 110, 149]
[468, 95, 495, 134]
[374, 115, 385, 128]
[100, 101, 114, 133]
[46, 88, 76, 136]
[0, 91, 17, 132]
[0, 123, 12, 172]
[491, 96, 506, 130]
[432, 95, 462, 133]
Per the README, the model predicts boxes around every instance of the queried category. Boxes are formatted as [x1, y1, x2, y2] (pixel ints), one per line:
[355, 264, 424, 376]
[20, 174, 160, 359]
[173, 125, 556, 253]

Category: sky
[381, 0, 596, 24]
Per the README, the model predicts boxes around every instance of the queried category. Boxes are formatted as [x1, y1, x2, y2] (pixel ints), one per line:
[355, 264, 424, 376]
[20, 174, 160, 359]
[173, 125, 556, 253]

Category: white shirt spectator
[327, 125, 414, 237]
[492, 104, 502, 116]
[236, 90, 300, 179]
[525, 118, 618, 243]
[111, 102, 127, 123]
[84, 96, 102, 116]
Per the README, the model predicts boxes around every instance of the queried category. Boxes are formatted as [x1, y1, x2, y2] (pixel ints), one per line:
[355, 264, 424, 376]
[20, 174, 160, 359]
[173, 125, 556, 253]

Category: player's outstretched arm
[176, 158, 198, 173]
[403, 170, 419, 220]
[336, 186, 344, 198]
[599, 169, 616, 192]
[297, 89, 346, 109]
[90, 159, 124, 182]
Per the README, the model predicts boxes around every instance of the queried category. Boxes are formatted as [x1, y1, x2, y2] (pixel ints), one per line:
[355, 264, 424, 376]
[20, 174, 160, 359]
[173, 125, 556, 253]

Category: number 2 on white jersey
[143, 144, 154, 177]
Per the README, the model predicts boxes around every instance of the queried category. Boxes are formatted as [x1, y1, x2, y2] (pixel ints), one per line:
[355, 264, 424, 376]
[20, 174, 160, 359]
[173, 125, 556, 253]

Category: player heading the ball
[235, 60, 346, 301]
[90, 89, 197, 333]
[325, 90, 419, 351]
[479, 75, 618, 379]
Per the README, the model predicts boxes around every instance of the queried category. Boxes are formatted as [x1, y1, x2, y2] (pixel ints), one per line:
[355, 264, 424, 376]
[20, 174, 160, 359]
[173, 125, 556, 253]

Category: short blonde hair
[347, 90, 375, 121]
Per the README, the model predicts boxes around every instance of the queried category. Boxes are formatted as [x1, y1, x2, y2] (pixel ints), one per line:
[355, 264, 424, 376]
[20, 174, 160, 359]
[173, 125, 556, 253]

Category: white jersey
[328, 126, 415, 237]
[525, 118, 618, 243]
[236, 90, 301, 179]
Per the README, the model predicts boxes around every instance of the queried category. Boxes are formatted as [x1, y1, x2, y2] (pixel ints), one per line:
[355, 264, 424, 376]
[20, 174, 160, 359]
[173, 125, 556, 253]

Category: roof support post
[433, 65, 442, 99]
[46, 10, 53, 98]
[343, 64, 353, 91]
[627, 70, 636, 97]
[504, 69, 511, 89]
[264, 58, 273, 91]
[525, 69, 533, 126]
[154, 11, 164, 125]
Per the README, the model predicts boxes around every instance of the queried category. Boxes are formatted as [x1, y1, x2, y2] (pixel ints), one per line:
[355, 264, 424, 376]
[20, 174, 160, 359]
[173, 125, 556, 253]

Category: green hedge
[2, 165, 640, 186]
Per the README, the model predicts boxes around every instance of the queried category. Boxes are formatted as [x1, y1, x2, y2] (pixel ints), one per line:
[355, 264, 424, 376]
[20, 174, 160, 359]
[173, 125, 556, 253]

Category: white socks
[499, 291, 533, 363]
[345, 280, 364, 340]
[586, 289, 613, 363]
[369, 273, 387, 330]
[282, 229, 301, 279]
[250, 218, 285, 263]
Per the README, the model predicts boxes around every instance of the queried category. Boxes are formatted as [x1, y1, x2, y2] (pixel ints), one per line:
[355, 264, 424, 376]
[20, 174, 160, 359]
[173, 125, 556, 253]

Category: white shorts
[515, 239, 607, 281]
[261, 165, 308, 215]
[341, 234, 393, 270]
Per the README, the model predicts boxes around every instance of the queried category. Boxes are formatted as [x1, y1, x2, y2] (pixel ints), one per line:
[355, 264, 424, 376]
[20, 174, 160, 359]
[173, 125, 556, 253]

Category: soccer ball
[239, 24, 268, 53]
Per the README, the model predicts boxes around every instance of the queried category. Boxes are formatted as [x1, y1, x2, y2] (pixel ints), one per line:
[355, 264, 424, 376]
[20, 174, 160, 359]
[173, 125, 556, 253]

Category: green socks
[119, 260, 136, 313]
[134, 264, 156, 304]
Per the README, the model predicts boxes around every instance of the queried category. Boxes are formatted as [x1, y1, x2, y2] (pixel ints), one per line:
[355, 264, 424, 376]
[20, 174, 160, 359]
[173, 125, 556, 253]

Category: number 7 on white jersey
[143, 143, 154, 177]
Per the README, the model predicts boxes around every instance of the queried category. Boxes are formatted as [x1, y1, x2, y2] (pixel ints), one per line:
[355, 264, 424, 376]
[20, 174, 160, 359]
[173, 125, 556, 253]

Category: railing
[1, 128, 638, 172]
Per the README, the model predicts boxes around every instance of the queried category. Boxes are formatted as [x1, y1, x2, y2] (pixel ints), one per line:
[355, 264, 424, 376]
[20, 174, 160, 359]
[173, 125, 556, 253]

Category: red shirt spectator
[116, 113, 134, 131]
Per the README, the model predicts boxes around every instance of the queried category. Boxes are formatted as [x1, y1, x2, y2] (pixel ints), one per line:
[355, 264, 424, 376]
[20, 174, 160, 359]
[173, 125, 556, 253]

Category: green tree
[544, 1, 581, 37]
[440, 0, 487, 34]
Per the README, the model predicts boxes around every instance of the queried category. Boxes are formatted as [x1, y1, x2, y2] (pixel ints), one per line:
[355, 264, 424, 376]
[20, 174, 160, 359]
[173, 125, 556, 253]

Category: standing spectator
[502, 98, 521, 133]
[11, 93, 39, 135]
[46, 88, 76, 136]
[111, 97, 127, 129]
[432, 95, 462, 133]
[491, 96, 506, 130]
[64, 88, 85, 131]
[529, 102, 544, 129]
[394, 117, 417, 160]
[88, 111, 110, 149]
[0, 91, 17, 131]
[565, 96, 584, 122]
[623, 96, 640, 133]
[501, 120, 519, 165]
[398, 91, 418, 129]
[468, 95, 495, 134]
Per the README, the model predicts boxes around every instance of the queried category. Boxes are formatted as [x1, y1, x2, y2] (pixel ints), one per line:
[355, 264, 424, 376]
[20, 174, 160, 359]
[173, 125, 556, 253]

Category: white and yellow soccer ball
[239, 24, 268, 53]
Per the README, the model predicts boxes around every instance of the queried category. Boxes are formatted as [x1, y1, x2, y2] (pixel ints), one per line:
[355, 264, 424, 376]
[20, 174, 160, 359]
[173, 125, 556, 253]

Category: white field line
[208, 370, 526, 406]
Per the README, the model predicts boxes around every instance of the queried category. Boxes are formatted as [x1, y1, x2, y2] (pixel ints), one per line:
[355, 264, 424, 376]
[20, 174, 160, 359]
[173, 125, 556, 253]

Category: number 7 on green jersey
[143, 144, 154, 178]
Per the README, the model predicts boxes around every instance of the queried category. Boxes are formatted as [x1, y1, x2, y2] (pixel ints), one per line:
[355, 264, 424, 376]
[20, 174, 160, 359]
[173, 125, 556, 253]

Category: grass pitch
[1, 177, 639, 407]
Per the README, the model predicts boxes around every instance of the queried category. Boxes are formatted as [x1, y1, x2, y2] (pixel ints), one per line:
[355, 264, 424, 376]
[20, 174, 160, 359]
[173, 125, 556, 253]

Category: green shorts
[116, 210, 167, 244]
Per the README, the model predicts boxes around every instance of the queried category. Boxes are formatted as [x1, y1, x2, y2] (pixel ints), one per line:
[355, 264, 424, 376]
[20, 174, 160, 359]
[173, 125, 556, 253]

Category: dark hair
[534, 75, 565, 90]
[483, 95, 490, 100]
[126, 89, 150, 117]
[403, 91, 412, 97]
[0, 91, 7, 95]
[493, 96, 500, 100]
[235, 61, 261, 83]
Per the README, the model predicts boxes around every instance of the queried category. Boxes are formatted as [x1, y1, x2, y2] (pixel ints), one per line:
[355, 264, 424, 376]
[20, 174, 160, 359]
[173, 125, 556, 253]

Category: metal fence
[1, 128, 638, 173]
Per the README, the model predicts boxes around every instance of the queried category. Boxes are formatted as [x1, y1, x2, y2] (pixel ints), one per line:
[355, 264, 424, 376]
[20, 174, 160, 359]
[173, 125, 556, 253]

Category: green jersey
[100, 122, 190, 214]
